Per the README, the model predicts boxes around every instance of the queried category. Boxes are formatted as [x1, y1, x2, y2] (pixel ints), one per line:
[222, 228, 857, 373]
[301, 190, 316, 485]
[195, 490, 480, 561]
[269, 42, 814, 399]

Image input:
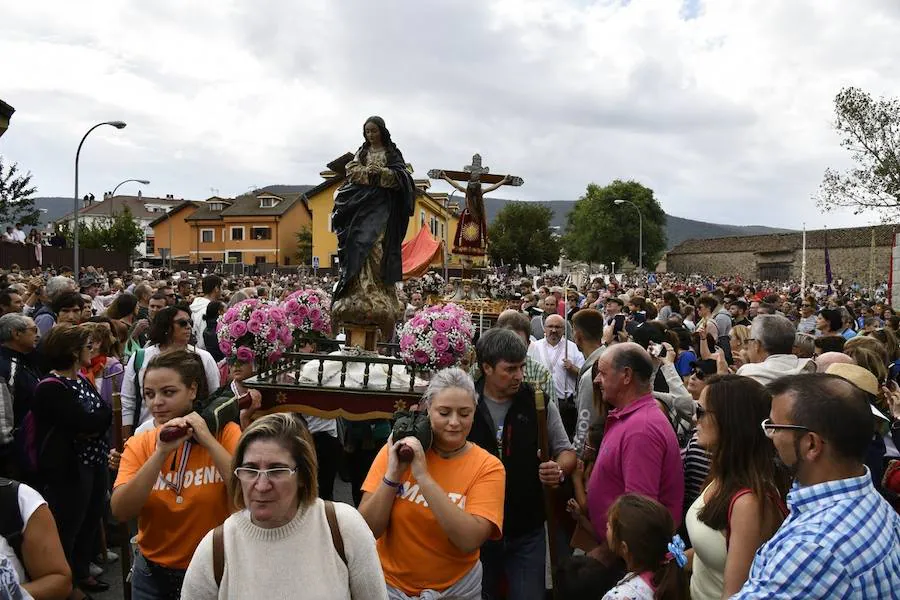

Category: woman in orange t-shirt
[360, 368, 506, 599]
[111, 350, 240, 599]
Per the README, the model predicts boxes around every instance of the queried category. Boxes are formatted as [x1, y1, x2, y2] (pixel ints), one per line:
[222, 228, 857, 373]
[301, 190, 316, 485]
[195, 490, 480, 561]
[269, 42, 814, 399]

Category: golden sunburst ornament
[393, 399, 407, 412]
[462, 222, 480, 241]
[276, 392, 287, 405]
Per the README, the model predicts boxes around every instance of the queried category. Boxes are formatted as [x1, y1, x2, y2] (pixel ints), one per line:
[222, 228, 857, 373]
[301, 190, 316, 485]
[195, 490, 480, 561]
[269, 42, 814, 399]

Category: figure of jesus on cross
[428, 154, 523, 265]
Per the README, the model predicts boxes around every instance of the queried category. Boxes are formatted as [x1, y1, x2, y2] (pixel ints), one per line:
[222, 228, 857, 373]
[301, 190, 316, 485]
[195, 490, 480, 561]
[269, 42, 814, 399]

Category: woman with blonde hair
[359, 368, 505, 600]
[182, 413, 386, 599]
[729, 324, 751, 369]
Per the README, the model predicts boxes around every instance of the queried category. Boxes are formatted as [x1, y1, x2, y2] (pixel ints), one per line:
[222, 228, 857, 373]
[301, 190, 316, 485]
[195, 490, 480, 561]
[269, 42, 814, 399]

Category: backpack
[121, 336, 142, 366]
[212, 501, 346, 587]
[0, 479, 25, 570]
[13, 377, 67, 476]
[131, 349, 146, 430]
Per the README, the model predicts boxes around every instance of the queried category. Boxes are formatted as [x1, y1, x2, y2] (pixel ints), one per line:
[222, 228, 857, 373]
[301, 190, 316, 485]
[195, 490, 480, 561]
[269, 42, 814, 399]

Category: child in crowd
[603, 494, 688, 600]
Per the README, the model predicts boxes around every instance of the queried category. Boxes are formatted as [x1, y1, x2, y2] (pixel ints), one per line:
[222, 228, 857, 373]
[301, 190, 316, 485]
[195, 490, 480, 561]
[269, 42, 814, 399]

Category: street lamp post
[74, 121, 127, 274]
[614, 199, 643, 272]
[109, 178, 150, 218]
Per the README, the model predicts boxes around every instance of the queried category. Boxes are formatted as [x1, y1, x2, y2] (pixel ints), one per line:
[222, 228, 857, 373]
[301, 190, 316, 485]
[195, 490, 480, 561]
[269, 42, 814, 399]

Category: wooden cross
[428, 154, 524, 187]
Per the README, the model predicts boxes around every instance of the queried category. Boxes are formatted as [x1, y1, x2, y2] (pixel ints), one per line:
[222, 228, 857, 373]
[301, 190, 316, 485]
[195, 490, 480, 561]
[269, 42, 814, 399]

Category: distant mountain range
[30, 197, 72, 227]
[479, 198, 793, 250]
[28, 187, 793, 249]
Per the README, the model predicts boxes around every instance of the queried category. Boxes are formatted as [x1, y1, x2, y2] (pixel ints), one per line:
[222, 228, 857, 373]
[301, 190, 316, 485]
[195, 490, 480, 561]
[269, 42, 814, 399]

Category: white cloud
[1, 0, 898, 230]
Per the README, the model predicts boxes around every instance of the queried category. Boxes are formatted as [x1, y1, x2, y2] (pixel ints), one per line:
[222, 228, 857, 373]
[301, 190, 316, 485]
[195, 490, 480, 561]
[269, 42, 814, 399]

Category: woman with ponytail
[603, 493, 688, 600]
[111, 350, 240, 599]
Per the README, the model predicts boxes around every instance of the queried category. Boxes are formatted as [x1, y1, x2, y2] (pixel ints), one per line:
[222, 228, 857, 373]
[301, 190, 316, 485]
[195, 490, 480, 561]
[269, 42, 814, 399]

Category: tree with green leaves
[62, 207, 145, 256]
[816, 87, 900, 220]
[295, 226, 313, 265]
[562, 180, 666, 270]
[0, 156, 39, 227]
[487, 202, 560, 275]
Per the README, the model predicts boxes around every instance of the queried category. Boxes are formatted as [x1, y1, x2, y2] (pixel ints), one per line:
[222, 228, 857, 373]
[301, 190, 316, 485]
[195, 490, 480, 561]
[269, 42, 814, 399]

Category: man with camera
[469, 328, 575, 600]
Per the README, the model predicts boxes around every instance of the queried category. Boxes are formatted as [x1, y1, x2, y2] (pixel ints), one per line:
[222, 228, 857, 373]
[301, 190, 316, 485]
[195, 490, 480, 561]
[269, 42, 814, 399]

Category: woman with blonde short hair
[182, 413, 387, 599]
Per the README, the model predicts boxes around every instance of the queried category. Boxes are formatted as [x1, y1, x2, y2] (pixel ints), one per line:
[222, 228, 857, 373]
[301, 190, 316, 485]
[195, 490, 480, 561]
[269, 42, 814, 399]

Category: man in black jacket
[469, 328, 576, 600]
[0, 314, 42, 478]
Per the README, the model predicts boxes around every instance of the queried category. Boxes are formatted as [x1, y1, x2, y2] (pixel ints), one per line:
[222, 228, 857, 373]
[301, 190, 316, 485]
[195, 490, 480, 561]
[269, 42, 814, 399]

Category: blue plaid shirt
[733, 468, 900, 599]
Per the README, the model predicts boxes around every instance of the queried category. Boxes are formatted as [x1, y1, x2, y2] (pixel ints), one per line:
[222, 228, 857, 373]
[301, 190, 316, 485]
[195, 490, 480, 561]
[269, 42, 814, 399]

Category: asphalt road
[93, 476, 354, 600]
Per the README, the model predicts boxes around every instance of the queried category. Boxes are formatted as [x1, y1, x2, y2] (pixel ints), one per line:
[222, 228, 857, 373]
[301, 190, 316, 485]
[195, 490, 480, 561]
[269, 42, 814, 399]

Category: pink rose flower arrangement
[282, 288, 332, 346]
[398, 303, 474, 371]
[216, 298, 291, 365]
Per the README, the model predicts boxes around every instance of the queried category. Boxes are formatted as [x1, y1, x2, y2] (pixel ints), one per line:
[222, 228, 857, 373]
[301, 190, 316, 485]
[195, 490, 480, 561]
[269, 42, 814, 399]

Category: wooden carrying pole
[111, 391, 132, 600]
[533, 377, 560, 599]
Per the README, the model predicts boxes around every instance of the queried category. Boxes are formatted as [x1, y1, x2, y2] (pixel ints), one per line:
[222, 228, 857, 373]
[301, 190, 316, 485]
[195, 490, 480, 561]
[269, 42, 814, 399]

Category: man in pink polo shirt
[586, 342, 684, 566]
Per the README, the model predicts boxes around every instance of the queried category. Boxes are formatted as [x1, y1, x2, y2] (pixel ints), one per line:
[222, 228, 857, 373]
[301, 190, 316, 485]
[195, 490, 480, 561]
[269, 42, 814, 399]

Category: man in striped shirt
[734, 373, 900, 599]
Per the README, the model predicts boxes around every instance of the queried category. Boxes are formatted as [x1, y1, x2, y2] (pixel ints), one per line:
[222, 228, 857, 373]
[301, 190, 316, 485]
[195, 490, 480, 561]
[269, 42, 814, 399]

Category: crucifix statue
[428, 154, 523, 263]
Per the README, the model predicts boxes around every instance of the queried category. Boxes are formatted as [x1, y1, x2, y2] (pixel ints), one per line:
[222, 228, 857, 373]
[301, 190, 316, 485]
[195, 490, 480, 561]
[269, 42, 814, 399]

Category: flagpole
[800, 223, 806, 297]
[801, 223, 806, 294]
[824, 225, 833, 297]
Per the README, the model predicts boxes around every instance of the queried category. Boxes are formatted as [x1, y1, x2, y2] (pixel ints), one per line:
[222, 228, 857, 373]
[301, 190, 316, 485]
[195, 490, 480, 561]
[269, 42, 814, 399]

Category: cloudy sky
[2, 0, 899, 229]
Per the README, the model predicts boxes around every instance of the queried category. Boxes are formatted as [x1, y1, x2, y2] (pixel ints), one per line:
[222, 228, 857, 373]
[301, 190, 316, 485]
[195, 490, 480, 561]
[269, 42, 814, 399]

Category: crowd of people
[0, 262, 899, 599]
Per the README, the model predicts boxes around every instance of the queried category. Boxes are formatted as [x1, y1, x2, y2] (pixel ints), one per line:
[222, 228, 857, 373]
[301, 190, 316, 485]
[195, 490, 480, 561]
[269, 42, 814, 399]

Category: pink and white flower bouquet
[217, 298, 293, 365]
[398, 303, 474, 371]
[281, 288, 332, 346]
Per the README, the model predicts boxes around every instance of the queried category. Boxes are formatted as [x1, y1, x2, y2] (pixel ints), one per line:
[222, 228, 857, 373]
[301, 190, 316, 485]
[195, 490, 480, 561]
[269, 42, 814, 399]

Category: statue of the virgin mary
[330, 116, 416, 337]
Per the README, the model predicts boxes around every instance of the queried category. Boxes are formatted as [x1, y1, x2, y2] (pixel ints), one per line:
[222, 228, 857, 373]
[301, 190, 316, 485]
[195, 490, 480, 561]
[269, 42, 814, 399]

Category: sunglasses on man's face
[691, 370, 706, 380]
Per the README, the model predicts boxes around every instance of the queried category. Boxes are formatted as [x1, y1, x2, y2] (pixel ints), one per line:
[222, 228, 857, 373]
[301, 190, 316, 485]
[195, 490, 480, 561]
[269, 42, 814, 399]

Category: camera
[648, 342, 667, 358]
[612, 314, 626, 335]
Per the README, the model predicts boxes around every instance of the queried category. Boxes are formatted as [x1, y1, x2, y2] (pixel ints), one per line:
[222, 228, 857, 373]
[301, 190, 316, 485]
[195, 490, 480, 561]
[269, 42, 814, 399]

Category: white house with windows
[55, 193, 186, 257]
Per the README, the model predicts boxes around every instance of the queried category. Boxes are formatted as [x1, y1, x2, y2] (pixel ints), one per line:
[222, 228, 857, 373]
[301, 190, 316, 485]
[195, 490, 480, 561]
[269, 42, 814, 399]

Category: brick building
[666, 224, 898, 283]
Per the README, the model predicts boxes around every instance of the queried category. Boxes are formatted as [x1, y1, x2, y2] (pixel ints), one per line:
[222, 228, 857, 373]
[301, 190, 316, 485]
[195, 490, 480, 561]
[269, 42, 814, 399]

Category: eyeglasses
[174, 319, 191, 328]
[691, 370, 706, 380]
[233, 467, 297, 483]
[760, 418, 812, 439]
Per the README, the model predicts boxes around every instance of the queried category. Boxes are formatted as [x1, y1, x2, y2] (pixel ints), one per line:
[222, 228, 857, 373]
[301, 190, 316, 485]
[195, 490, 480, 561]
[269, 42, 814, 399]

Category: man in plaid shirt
[734, 374, 900, 599]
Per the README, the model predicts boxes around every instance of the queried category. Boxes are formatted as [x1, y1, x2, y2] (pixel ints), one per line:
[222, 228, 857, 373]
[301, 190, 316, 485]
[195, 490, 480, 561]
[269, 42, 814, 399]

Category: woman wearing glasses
[120, 305, 220, 438]
[685, 375, 789, 600]
[112, 350, 240, 599]
[181, 413, 387, 600]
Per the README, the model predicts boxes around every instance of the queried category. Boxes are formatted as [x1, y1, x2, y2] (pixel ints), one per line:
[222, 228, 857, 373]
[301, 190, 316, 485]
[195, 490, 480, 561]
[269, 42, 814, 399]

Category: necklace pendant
[176, 495, 184, 504]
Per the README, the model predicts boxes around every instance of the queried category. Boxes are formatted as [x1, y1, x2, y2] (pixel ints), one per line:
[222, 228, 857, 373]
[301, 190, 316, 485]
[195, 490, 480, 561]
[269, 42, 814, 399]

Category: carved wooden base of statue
[331, 235, 402, 350]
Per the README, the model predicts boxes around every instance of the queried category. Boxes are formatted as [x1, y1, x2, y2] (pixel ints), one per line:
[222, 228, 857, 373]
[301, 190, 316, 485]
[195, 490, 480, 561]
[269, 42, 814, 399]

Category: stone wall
[667, 251, 759, 279]
[666, 245, 892, 283]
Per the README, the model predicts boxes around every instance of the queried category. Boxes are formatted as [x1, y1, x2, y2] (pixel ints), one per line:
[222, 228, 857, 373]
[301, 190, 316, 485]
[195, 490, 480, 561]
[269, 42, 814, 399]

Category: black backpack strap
[131, 349, 145, 430]
[0, 478, 24, 566]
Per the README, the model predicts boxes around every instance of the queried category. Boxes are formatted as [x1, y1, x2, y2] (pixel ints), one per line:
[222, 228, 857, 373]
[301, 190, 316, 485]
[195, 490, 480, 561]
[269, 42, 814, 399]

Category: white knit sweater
[181, 499, 387, 600]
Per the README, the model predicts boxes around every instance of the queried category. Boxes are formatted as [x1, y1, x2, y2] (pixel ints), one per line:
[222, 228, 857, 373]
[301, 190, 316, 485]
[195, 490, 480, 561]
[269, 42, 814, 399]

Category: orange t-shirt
[362, 443, 505, 595]
[114, 423, 241, 569]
